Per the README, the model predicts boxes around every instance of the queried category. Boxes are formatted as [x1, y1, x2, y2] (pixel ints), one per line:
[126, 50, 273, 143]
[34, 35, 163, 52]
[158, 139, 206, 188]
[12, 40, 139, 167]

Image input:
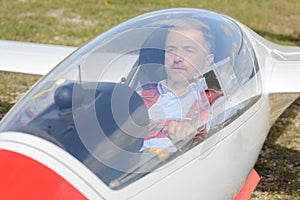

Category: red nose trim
[234, 169, 260, 200]
[0, 149, 87, 199]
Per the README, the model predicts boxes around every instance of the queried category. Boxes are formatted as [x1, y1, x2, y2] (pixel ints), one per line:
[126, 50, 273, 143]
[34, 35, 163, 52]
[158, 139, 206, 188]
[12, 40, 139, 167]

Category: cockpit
[0, 8, 261, 189]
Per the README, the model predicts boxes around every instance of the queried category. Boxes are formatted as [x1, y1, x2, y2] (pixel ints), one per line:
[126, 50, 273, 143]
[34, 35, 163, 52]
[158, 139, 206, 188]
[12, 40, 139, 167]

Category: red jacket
[141, 85, 222, 141]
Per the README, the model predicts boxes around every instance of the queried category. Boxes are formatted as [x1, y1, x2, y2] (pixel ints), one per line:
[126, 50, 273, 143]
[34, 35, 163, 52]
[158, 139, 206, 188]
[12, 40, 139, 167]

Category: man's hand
[168, 119, 204, 145]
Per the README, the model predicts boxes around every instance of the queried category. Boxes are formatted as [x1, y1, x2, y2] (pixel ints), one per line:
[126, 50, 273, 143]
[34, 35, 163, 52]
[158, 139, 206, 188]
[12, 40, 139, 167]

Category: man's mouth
[170, 65, 187, 72]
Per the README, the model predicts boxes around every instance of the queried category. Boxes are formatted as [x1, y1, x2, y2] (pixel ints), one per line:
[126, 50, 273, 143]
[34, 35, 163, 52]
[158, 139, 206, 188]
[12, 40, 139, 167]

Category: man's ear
[205, 54, 214, 67]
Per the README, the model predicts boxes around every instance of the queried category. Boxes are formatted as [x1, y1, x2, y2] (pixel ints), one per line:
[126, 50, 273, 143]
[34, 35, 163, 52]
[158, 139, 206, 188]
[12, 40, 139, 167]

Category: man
[141, 18, 217, 152]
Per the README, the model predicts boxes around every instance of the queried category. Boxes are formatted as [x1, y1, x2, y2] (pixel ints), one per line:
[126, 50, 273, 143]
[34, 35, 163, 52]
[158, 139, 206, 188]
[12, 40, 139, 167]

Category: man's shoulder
[205, 88, 223, 105]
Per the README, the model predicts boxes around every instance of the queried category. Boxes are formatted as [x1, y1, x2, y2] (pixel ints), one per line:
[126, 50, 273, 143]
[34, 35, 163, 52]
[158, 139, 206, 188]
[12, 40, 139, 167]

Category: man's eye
[185, 48, 196, 53]
[166, 48, 176, 53]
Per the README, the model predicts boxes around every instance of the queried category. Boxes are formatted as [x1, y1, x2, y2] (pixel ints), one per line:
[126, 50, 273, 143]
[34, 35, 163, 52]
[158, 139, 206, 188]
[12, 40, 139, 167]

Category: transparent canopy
[0, 8, 261, 188]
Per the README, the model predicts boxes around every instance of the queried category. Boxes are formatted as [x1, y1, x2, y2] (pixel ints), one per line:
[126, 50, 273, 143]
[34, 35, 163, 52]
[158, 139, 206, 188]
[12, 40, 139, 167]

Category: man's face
[164, 29, 213, 84]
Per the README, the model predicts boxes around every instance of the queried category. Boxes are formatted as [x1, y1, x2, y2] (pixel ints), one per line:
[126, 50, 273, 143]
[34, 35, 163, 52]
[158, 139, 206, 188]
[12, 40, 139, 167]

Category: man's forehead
[166, 29, 205, 46]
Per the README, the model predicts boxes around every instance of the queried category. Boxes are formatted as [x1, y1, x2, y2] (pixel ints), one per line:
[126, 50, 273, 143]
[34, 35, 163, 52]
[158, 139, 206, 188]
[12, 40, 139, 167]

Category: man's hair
[167, 18, 215, 54]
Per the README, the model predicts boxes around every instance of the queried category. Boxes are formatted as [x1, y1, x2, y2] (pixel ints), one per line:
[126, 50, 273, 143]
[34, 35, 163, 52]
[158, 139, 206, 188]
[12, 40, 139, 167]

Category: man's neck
[166, 80, 190, 96]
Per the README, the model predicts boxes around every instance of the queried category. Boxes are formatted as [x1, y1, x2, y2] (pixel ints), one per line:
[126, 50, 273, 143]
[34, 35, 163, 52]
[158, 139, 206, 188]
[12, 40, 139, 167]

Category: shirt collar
[157, 77, 207, 97]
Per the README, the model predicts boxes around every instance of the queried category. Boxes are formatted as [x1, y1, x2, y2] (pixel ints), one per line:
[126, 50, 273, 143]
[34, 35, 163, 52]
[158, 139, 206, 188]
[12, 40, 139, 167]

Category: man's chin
[167, 77, 192, 85]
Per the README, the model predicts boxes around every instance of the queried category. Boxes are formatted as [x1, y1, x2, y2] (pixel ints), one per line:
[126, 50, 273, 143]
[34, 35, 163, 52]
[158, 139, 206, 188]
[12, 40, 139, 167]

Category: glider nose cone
[0, 149, 87, 200]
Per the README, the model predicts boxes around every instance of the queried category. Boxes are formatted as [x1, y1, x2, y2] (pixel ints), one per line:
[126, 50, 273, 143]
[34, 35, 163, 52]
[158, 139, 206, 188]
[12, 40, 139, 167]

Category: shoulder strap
[140, 85, 160, 109]
[185, 88, 223, 134]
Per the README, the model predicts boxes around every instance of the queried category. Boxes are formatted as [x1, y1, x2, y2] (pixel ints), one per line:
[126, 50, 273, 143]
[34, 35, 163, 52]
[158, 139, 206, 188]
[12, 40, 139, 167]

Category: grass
[251, 99, 300, 199]
[1, 0, 299, 45]
[0, 0, 299, 199]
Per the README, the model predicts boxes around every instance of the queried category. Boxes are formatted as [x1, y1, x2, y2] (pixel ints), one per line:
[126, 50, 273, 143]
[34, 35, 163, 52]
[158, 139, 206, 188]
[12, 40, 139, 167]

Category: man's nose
[173, 51, 184, 63]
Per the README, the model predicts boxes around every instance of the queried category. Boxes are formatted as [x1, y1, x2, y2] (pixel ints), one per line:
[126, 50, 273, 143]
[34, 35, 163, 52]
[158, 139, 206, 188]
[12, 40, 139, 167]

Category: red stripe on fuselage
[0, 149, 87, 199]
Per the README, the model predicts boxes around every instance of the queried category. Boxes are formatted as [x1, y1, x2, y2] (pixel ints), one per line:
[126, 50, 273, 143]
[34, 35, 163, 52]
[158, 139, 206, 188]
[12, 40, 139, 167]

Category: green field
[1, 0, 299, 46]
[0, 0, 299, 199]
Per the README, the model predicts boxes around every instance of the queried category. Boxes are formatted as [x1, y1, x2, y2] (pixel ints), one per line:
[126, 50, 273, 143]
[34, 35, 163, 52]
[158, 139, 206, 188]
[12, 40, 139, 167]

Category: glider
[0, 8, 299, 200]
